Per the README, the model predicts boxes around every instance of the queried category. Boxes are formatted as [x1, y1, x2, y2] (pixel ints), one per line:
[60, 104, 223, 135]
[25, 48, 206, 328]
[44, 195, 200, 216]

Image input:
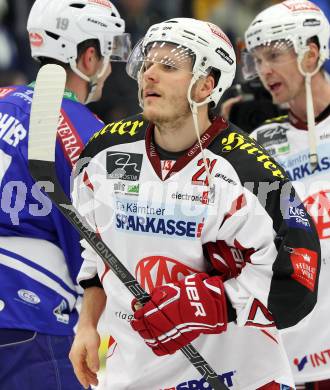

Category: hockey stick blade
[28, 64, 228, 390]
[28, 64, 66, 162]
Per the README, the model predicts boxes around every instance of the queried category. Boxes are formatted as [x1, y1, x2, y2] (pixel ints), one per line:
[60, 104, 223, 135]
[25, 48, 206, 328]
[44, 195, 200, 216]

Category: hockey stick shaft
[28, 65, 228, 390]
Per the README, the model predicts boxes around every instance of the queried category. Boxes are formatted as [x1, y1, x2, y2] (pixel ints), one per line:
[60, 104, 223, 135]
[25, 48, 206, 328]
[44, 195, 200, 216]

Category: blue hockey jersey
[0, 85, 104, 335]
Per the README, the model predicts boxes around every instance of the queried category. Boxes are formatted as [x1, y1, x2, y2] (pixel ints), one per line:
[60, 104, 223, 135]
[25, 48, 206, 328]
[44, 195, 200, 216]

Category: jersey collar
[288, 104, 330, 130]
[28, 82, 79, 102]
[146, 116, 228, 181]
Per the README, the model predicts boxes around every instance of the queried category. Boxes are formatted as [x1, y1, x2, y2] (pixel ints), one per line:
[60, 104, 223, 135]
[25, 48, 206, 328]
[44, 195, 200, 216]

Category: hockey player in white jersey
[69, 17, 321, 390]
[244, 1, 330, 389]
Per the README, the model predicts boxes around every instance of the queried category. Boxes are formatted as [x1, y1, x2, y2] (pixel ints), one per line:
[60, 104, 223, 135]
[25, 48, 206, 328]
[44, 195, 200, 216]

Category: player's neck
[65, 73, 88, 104]
[289, 71, 330, 122]
[154, 110, 211, 153]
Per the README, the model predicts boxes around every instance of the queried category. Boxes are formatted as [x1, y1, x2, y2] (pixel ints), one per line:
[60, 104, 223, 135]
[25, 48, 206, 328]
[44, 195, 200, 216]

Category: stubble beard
[143, 99, 191, 129]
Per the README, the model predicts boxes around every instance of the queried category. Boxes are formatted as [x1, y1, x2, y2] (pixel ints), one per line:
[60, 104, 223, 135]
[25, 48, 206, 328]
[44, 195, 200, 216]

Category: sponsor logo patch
[282, 0, 320, 12]
[215, 47, 234, 65]
[285, 204, 311, 231]
[107, 151, 143, 181]
[221, 132, 285, 179]
[17, 289, 40, 305]
[113, 181, 140, 196]
[115, 311, 133, 323]
[127, 184, 139, 194]
[289, 247, 318, 291]
[91, 119, 144, 141]
[294, 356, 309, 371]
[285, 155, 330, 181]
[53, 299, 69, 324]
[29, 32, 44, 47]
[304, 190, 330, 240]
[256, 125, 288, 148]
[293, 348, 330, 372]
[171, 191, 214, 205]
[214, 173, 237, 185]
[207, 23, 232, 47]
[87, 18, 107, 28]
[136, 255, 199, 291]
[89, 0, 112, 8]
[161, 370, 236, 389]
[320, 132, 330, 140]
[57, 111, 84, 167]
[115, 213, 204, 239]
[303, 18, 321, 27]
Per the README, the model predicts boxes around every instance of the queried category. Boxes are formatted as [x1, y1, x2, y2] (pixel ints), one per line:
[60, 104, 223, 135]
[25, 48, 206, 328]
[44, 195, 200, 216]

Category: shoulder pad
[81, 113, 148, 161]
[218, 126, 287, 181]
[88, 113, 146, 144]
[264, 114, 288, 124]
[0, 86, 34, 108]
[0, 86, 19, 99]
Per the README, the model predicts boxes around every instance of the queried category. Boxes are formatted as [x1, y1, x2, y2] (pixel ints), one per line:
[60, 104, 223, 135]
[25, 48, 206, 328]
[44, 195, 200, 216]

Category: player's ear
[77, 47, 99, 76]
[195, 74, 214, 103]
[302, 42, 320, 73]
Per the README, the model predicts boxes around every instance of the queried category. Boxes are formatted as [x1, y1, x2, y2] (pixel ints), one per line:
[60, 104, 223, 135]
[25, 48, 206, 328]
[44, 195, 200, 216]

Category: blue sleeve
[0, 90, 104, 286]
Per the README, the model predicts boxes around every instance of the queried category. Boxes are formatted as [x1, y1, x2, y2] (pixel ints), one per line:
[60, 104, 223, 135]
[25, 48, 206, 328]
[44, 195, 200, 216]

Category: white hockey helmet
[126, 17, 236, 107]
[243, 0, 330, 80]
[27, 0, 130, 69]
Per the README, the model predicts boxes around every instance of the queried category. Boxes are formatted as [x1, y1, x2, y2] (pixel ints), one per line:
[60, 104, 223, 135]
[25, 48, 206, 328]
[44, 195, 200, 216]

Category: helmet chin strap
[69, 57, 110, 104]
[84, 75, 99, 105]
[297, 51, 325, 169]
[137, 69, 144, 110]
[187, 75, 214, 194]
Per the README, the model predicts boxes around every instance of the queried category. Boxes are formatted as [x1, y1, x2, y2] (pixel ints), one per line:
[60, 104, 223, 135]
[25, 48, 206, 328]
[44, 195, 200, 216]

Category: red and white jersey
[74, 114, 321, 389]
[251, 110, 330, 382]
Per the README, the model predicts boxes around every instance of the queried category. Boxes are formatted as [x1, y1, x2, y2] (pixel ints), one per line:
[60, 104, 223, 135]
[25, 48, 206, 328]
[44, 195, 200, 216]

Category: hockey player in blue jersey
[0, 0, 130, 389]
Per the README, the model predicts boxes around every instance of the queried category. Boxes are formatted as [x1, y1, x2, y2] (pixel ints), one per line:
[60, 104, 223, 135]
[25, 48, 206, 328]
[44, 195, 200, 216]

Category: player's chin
[143, 106, 161, 122]
[270, 90, 288, 105]
[272, 96, 287, 106]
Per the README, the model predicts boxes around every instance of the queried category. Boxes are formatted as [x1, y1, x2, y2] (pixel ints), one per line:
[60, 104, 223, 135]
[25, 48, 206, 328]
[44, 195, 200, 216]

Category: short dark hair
[307, 36, 320, 49]
[208, 68, 221, 119]
[38, 39, 101, 69]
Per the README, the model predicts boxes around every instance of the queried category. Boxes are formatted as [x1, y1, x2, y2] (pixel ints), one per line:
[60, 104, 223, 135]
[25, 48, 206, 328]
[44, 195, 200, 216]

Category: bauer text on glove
[130, 273, 227, 356]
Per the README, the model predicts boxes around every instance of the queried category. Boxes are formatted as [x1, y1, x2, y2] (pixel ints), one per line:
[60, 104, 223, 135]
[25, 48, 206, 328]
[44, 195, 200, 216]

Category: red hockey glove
[130, 273, 227, 356]
[203, 240, 243, 280]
